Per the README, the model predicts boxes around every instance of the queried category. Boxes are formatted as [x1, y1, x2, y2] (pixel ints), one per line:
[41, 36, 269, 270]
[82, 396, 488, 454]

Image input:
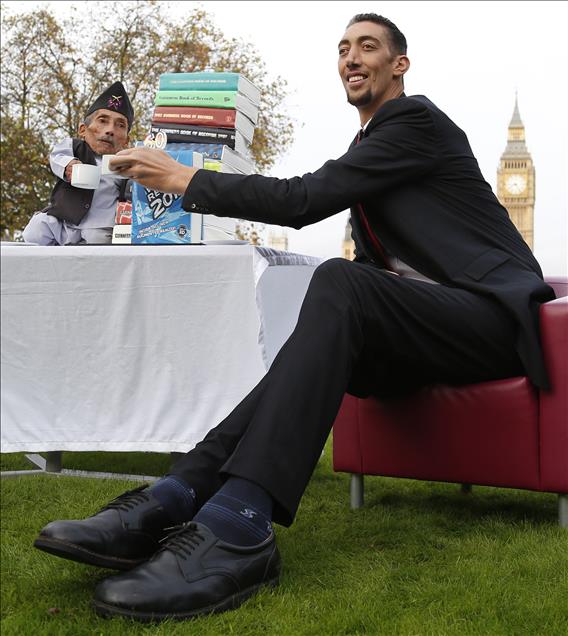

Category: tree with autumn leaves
[0, 1, 295, 240]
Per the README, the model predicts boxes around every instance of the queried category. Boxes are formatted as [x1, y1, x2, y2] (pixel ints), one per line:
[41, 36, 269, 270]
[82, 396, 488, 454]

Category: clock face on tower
[505, 174, 527, 195]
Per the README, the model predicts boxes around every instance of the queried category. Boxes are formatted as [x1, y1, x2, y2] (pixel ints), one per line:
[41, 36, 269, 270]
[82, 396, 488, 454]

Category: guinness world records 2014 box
[131, 149, 204, 244]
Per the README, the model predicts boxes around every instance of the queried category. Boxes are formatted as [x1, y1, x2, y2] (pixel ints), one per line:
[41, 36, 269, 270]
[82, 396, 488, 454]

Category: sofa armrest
[539, 296, 568, 491]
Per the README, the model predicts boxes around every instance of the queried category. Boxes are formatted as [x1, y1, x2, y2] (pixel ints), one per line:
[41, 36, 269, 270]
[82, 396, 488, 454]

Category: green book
[154, 90, 258, 125]
[159, 73, 261, 105]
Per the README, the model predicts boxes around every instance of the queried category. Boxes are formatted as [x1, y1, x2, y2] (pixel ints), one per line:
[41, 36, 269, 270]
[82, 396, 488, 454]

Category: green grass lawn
[2, 445, 568, 635]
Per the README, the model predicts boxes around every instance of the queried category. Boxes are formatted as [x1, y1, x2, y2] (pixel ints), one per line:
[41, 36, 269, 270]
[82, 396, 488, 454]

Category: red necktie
[354, 130, 391, 269]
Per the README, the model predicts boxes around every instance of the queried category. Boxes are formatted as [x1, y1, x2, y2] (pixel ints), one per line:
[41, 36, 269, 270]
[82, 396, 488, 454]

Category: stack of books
[150, 71, 260, 175]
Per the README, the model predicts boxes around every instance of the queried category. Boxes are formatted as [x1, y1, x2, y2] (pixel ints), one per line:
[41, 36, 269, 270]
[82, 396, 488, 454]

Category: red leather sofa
[332, 277, 568, 526]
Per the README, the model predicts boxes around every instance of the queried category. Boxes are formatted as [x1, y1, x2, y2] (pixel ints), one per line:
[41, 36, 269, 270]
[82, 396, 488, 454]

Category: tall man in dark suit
[35, 14, 554, 622]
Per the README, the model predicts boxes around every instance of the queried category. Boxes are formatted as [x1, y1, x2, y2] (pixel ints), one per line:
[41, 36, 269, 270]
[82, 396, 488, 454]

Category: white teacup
[101, 154, 128, 178]
[71, 164, 101, 189]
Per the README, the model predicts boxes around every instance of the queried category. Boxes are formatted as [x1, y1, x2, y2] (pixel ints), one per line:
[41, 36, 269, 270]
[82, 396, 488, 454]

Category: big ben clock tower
[497, 95, 535, 249]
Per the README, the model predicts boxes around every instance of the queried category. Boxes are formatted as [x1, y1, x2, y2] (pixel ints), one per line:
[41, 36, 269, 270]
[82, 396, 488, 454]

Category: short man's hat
[85, 81, 134, 129]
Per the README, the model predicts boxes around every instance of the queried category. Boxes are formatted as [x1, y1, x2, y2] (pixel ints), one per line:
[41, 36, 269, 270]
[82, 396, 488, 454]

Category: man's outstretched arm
[112, 99, 439, 230]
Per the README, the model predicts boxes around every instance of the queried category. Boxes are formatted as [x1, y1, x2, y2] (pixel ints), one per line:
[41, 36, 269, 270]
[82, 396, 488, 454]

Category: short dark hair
[347, 13, 407, 56]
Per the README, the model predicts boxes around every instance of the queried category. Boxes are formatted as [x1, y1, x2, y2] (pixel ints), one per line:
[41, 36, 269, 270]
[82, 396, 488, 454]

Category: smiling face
[78, 109, 129, 156]
[338, 21, 409, 124]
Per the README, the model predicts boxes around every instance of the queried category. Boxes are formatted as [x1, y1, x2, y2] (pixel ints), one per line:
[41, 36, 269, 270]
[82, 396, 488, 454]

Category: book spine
[151, 121, 235, 134]
[158, 73, 261, 104]
[204, 160, 223, 172]
[164, 142, 226, 160]
[152, 106, 237, 128]
[204, 161, 243, 175]
[155, 90, 236, 109]
[159, 74, 239, 92]
[150, 124, 236, 145]
[152, 107, 255, 142]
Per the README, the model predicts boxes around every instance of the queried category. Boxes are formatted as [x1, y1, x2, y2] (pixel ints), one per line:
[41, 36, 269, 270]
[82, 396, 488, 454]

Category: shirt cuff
[52, 156, 77, 181]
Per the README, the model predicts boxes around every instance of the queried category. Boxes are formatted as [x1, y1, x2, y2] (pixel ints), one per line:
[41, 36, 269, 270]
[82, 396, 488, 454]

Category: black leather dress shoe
[92, 521, 281, 621]
[34, 485, 171, 570]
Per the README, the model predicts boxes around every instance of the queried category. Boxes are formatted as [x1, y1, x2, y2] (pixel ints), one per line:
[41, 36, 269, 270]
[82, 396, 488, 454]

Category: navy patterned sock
[148, 475, 197, 524]
[194, 477, 273, 546]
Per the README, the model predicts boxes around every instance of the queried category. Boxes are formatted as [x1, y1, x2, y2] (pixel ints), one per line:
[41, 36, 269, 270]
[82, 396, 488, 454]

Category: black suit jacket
[183, 95, 555, 388]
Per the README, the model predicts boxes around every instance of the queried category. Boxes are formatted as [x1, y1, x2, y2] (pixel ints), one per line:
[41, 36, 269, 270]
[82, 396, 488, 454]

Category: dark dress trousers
[169, 95, 555, 525]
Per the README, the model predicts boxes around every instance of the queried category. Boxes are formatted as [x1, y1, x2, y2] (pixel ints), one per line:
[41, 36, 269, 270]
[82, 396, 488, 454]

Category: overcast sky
[4, 1, 567, 274]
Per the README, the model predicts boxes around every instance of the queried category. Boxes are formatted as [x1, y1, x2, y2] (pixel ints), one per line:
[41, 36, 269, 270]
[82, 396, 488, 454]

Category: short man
[35, 14, 554, 621]
[22, 82, 134, 245]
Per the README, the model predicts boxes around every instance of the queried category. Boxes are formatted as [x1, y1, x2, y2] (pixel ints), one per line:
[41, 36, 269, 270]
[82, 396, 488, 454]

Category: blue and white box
[131, 149, 203, 244]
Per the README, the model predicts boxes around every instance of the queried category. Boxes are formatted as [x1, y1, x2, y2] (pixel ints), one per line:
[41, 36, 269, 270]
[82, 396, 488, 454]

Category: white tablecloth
[1, 244, 321, 453]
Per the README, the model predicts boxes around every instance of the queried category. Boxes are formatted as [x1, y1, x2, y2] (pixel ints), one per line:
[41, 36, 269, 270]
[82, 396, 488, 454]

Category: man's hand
[109, 147, 198, 194]
[65, 159, 82, 182]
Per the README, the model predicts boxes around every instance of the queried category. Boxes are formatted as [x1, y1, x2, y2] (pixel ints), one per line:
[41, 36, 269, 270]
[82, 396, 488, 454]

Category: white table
[1, 244, 321, 459]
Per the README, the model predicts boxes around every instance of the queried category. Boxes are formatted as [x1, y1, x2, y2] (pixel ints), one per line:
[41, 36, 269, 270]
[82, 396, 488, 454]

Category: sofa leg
[350, 474, 364, 509]
[460, 483, 472, 494]
[559, 494, 568, 528]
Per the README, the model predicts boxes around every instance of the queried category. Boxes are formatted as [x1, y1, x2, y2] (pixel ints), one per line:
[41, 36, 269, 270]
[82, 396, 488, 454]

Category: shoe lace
[158, 522, 205, 560]
[100, 485, 151, 513]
